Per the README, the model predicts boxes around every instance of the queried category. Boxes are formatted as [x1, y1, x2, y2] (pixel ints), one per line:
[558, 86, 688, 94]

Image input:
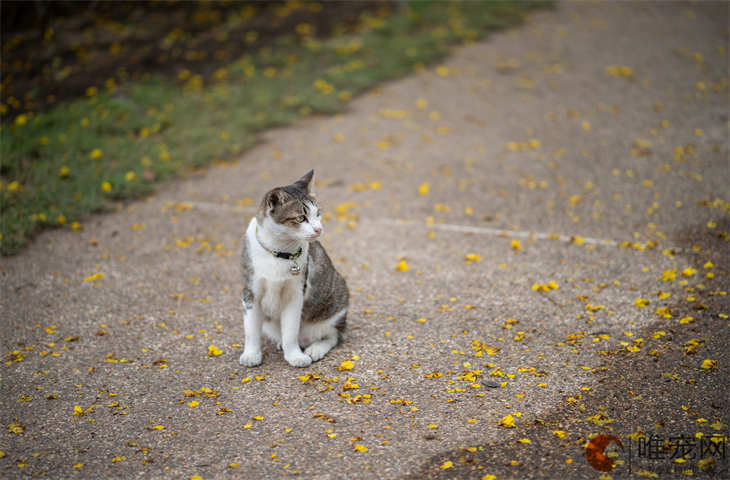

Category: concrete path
[2, 2, 728, 479]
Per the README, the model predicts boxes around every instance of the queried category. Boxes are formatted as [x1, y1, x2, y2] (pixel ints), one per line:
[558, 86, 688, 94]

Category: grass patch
[0, 1, 550, 255]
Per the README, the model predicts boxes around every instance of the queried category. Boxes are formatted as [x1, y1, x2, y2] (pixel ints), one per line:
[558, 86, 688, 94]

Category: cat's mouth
[305, 234, 321, 241]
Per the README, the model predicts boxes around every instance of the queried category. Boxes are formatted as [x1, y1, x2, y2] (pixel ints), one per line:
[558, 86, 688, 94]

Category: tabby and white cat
[239, 170, 349, 368]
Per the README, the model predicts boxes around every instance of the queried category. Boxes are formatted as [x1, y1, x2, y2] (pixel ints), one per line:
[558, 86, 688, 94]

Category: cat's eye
[296, 215, 306, 223]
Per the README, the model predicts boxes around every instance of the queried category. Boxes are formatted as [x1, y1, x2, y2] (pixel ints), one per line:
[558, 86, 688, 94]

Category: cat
[239, 170, 349, 368]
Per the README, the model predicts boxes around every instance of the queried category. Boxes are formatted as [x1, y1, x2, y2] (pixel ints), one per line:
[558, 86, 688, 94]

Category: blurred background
[1, 0, 387, 115]
[0, 0, 544, 255]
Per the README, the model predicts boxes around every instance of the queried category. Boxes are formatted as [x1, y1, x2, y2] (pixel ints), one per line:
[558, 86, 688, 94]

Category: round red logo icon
[586, 434, 625, 472]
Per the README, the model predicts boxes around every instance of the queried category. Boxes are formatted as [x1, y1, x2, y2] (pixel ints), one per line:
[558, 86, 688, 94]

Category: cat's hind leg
[301, 308, 347, 362]
[304, 334, 339, 363]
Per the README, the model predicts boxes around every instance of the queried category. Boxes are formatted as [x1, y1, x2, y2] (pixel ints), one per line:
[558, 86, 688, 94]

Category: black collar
[270, 248, 303, 260]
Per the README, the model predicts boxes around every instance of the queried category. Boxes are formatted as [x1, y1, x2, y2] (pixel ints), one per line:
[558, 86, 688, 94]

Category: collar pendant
[289, 262, 301, 275]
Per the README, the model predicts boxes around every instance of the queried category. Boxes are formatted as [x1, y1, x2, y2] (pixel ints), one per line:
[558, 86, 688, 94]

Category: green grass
[0, 0, 550, 255]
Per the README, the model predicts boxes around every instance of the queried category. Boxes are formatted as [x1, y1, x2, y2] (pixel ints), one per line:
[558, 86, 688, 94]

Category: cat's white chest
[245, 219, 306, 318]
[259, 279, 286, 319]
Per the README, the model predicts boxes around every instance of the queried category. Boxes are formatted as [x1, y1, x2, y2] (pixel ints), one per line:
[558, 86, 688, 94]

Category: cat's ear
[266, 188, 288, 210]
[294, 169, 315, 197]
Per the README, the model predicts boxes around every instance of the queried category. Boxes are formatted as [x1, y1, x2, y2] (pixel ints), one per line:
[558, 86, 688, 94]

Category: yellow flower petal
[395, 259, 409, 272]
[464, 253, 482, 262]
[84, 273, 104, 282]
[499, 414, 515, 428]
[701, 359, 717, 370]
[635, 298, 650, 308]
[339, 360, 355, 371]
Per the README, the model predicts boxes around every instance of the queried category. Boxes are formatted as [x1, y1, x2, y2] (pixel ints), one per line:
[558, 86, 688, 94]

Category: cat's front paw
[285, 351, 312, 368]
[239, 350, 262, 367]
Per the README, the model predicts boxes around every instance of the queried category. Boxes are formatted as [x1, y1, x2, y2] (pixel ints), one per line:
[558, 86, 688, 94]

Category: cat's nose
[314, 227, 322, 235]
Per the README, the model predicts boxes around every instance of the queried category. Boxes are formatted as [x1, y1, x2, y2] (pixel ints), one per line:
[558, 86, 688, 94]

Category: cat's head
[257, 170, 323, 242]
